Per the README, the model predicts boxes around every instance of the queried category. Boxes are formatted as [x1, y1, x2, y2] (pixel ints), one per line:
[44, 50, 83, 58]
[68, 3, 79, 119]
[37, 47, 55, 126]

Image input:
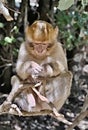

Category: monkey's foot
[53, 107, 64, 117]
[0, 101, 11, 113]
[9, 104, 22, 116]
[52, 108, 72, 125]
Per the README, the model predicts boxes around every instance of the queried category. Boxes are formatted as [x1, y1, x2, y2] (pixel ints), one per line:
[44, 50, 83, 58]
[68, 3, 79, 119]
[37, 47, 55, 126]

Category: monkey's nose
[37, 47, 44, 53]
[35, 45, 45, 53]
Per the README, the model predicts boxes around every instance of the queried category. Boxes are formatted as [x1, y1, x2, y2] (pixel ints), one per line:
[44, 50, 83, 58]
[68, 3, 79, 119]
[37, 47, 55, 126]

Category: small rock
[83, 65, 88, 73]
[66, 112, 75, 118]
[78, 120, 88, 130]
[73, 53, 83, 62]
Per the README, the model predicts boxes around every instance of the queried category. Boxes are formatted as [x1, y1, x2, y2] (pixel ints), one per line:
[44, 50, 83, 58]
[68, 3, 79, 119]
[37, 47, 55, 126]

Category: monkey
[6, 20, 72, 115]
[16, 20, 67, 80]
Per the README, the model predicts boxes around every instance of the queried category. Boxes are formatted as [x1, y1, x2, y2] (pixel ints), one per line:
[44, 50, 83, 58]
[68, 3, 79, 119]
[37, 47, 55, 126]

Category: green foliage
[55, 9, 88, 50]
[0, 22, 4, 28]
[0, 36, 16, 46]
[58, 0, 74, 11]
[12, 48, 19, 57]
[11, 26, 19, 34]
[0, 24, 23, 59]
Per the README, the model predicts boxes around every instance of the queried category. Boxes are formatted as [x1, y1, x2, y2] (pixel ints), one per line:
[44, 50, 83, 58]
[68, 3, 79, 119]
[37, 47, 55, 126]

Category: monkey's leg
[6, 75, 23, 103]
[9, 103, 22, 116]
[0, 76, 23, 115]
[32, 87, 48, 102]
[32, 87, 62, 115]
[32, 86, 72, 125]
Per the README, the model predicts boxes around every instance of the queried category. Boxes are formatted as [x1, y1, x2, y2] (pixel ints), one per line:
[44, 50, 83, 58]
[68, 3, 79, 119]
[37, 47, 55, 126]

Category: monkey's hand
[39, 61, 65, 77]
[28, 61, 43, 77]
[38, 64, 53, 77]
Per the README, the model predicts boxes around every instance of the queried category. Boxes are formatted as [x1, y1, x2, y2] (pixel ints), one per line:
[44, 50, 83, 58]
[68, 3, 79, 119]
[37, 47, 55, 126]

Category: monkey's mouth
[35, 50, 46, 56]
[33, 43, 48, 56]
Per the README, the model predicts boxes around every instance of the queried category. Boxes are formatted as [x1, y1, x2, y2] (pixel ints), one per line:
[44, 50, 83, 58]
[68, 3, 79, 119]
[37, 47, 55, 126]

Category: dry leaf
[0, 1, 13, 21]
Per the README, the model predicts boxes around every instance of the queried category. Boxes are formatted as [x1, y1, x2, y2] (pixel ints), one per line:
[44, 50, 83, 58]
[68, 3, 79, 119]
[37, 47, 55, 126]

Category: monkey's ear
[54, 26, 59, 38]
[25, 26, 31, 40]
[25, 26, 29, 35]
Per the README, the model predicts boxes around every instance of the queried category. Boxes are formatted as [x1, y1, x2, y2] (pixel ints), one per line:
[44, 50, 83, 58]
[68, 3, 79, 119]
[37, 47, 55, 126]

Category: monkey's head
[25, 20, 58, 59]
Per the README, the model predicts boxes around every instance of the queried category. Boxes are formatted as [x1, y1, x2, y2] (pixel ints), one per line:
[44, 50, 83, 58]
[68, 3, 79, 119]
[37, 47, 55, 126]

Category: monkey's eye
[29, 42, 34, 48]
[47, 43, 53, 48]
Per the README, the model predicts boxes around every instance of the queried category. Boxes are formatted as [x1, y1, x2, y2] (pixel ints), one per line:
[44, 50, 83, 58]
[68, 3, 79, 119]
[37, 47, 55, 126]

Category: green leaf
[58, 0, 74, 11]
[4, 37, 13, 43]
[0, 22, 4, 28]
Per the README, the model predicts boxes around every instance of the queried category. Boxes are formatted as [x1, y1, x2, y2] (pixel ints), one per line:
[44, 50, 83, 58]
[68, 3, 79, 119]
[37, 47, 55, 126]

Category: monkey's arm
[40, 61, 65, 78]
[38, 43, 67, 77]
[16, 43, 42, 80]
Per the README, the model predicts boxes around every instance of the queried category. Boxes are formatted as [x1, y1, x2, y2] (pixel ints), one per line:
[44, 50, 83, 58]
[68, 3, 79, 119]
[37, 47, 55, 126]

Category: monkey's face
[25, 20, 58, 59]
[26, 41, 54, 59]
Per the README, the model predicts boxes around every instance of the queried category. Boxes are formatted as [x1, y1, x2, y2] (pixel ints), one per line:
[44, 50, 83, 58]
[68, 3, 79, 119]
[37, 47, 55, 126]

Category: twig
[0, 55, 11, 62]
[66, 94, 88, 130]
[0, 66, 9, 77]
[5, 4, 21, 14]
[0, 93, 8, 98]
[0, 64, 12, 78]
[81, 94, 88, 112]
[24, 0, 28, 29]
[66, 110, 88, 130]
[0, 63, 12, 68]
